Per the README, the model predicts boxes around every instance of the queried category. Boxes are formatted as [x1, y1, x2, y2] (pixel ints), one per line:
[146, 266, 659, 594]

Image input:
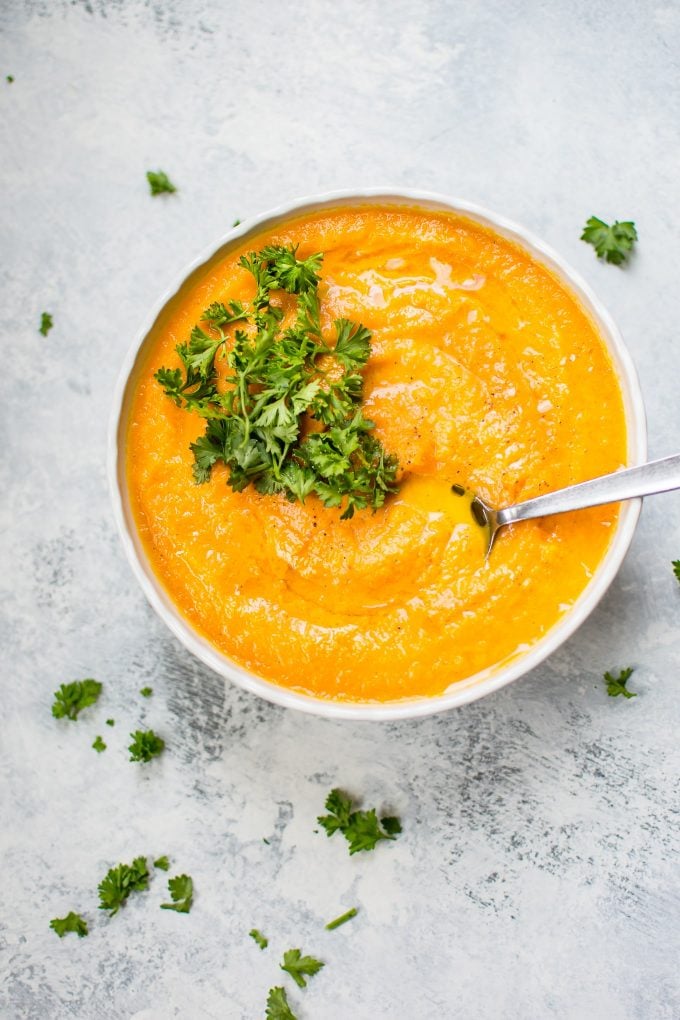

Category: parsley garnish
[92, 735, 106, 753]
[7, 75, 14, 83]
[233, 217, 241, 227]
[50, 911, 88, 938]
[266, 987, 297, 1019]
[604, 666, 637, 699]
[52, 679, 102, 721]
[128, 729, 165, 762]
[280, 948, 324, 989]
[325, 906, 358, 930]
[318, 788, 402, 854]
[160, 874, 193, 913]
[249, 927, 268, 949]
[154, 855, 170, 871]
[155, 243, 399, 519]
[39, 311, 53, 336]
[106, 718, 115, 727]
[146, 170, 176, 195]
[139, 686, 153, 698]
[672, 560, 680, 583]
[581, 217, 637, 265]
[98, 856, 149, 915]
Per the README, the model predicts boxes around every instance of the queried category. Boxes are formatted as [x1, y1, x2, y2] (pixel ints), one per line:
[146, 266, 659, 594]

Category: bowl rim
[108, 187, 647, 721]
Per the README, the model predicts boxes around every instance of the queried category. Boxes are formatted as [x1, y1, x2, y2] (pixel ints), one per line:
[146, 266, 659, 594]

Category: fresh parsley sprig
[672, 560, 680, 583]
[160, 873, 193, 913]
[280, 947, 325, 988]
[98, 856, 150, 915]
[266, 986, 297, 1019]
[52, 679, 102, 721]
[128, 729, 165, 762]
[581, 216, 637, 265]
[604, 666, 637, 699]
[249, 927, 268, 949]
[39, 311, 53, 336]
[50, 911, 88, 938]
[155, 242, 399, 519]
[318, 788, 402, 854]
[146, 170, 176, 196]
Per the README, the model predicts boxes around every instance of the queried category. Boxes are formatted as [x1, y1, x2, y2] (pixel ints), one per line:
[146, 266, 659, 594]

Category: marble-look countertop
[1, 2, 679, 1018]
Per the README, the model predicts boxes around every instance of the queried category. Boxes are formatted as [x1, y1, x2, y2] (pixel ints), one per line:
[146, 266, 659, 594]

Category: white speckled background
[1, 2, 679, 1018]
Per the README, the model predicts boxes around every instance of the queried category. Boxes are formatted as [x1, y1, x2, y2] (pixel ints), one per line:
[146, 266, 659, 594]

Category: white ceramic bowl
[109, 188, 646, 721]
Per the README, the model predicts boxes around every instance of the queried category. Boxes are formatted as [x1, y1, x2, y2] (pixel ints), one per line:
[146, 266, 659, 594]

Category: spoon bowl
[471, 453, 680, 557]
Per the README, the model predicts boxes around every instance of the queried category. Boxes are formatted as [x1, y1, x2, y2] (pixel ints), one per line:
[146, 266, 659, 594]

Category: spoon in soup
[462, 453, 680, 557]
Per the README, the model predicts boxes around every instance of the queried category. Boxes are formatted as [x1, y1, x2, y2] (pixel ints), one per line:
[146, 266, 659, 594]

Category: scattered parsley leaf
[672, 560, 680, 583]
[249, 928, 268, 949]
[581, 216, 637, 265]
[139, 686, 153, 698]
[106, 718, 115, 727]
[52, 679, 102, 721]
[155, 242, 399, 517]
[98, 856, 149, 915]
[160, 874, 193, 913]
[153, 855, 170, 871]
[50, 911, 88, 938]
[280, 948, 324, 989]
[128, 729, 165, 763]
[318, 788, 401, 854]
[7, 75, 14, 83]
[39, 311, 53, 336]
[604, 666, 637, 699]
[92, 735, 106, 753]
[325, 906, 358, 930]
[146, 170, 177, 196]
[266, 987, 297, 1020]
[232, 217, 241, 227]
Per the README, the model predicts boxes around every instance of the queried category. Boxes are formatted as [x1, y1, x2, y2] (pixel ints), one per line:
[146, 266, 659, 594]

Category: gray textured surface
[1, 2, 680, 1018]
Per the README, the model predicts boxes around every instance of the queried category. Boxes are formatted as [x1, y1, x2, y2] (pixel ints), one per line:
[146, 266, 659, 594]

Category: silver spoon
[470, 453, 680, 557]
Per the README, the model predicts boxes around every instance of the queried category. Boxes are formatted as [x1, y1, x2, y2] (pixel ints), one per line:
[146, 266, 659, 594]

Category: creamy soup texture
[127, 206, 627, 701]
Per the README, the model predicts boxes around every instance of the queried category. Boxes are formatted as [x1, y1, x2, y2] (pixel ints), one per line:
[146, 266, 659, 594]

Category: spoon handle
[498, 453, 680, 526]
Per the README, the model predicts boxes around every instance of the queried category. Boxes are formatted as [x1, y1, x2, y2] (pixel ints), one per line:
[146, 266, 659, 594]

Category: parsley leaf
[233, 217, 241, 227]
[581, 216, 637, 265]
[106, 718, 115, 727]
[604, 666, 637, 699]
[156, 242, 399, 517]
[333, 318, 372, 370]
[154, 855, 170, 871]
[128, 729, 165, 762]
[98, 856, 149, 915]
[52, 679, 102, 721]
[249, 927, 268, 949]
[160, 874, 193, 913]
[280, 948, 324, 989]
[39, 311, 53, 336]
[7, 75, 14, 84]
[672, 560, 680, 583]
[50, 911, 88, 938]
[92, 735, 106, 753]
[325, 906, 358, 930]
[266, 987, 297, 1020]
[139, 686, 153, 698]
[146, 170, 177, 195]
[318, 788, 402, 854]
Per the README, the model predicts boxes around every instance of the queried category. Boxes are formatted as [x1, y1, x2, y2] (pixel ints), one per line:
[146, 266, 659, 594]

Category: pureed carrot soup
[127, 205, 627, 702]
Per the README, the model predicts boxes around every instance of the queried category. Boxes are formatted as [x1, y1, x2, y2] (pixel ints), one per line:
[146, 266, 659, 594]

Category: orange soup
[126, 206, 627, 702]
